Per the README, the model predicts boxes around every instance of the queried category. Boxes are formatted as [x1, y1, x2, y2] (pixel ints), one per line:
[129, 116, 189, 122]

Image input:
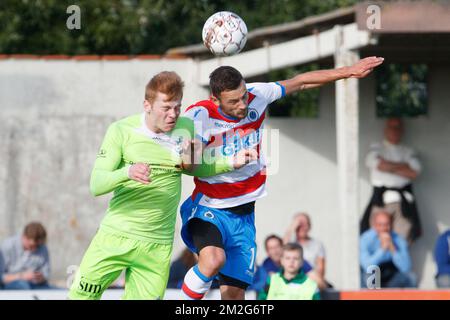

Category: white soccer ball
[202, 11, 248, 56]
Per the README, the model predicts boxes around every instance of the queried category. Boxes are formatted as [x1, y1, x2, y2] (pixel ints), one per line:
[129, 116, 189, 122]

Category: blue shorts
[180, 194, 257, 285]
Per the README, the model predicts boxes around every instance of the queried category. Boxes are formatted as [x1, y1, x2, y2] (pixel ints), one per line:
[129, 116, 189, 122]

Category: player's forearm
[301, 83, 324, 90]
[300, 67, 351, 84]
[280, 67, 350, 94]
[181, 162, 195, 173]
[183, 156, 233, 177]
[90, 166, 130, 196]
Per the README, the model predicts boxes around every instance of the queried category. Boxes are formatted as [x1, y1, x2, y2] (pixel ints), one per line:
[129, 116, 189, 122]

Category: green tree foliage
[0, 0, 358, 55]
[0, 0, 364, 118]
[376, 64, 428, 118]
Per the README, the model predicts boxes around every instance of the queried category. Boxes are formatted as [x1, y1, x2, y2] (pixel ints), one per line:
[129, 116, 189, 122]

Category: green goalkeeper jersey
[91, 113, 232, 244]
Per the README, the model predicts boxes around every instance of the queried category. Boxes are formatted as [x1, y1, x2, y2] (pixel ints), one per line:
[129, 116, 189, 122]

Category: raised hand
[128, 163, 151, 184]
[348, 56, 384, 79]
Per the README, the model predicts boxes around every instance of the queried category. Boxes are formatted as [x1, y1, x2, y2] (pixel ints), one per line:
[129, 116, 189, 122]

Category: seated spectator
[250, 234, 320, 292]
[283, 213, 326, 279]
[0, 222, 52, 290]
[258, 243, 320, 300]
[434, 229, 450, 288]
[360, 209, 416, 288]
[167, 248, 197, 289]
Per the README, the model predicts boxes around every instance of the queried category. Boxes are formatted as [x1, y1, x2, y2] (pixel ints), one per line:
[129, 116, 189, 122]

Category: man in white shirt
[360, 118, 422, 244]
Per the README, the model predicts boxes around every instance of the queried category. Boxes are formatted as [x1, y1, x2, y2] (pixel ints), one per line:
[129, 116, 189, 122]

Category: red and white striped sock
[181, 265, 215, 300]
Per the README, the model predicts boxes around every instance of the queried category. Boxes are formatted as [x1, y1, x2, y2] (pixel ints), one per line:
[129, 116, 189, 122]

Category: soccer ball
[202, 11, 248, 57]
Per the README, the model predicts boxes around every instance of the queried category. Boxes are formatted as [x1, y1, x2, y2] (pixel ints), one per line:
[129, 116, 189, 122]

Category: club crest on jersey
[247, 108, 259, 122]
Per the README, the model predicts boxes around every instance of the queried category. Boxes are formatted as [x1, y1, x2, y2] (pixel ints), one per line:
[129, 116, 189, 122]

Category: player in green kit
[69, 72, 255, 300]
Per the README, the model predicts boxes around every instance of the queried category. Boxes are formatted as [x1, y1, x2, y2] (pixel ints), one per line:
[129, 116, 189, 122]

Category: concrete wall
[1, 59, 448, 289]
[0, 58, 206, 284]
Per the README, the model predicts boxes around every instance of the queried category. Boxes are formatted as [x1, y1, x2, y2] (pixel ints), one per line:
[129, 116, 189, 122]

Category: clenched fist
[234, 148, 258, 169]
[128, 162, 151, 184]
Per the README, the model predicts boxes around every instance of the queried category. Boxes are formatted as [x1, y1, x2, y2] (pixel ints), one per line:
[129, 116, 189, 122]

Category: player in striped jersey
[180, 57, 384, 300]
[69, 71, 255, 300]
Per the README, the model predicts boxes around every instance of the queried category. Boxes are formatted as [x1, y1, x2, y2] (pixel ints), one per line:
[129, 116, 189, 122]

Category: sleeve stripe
[275, 82, 286, 97]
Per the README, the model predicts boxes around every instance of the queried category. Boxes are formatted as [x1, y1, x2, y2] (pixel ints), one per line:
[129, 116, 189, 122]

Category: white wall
[1, 59, 448, 289]
[0, 58, 206, 285]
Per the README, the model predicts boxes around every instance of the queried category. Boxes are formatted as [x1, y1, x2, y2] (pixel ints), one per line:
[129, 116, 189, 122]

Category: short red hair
[145, 71, 184, 103]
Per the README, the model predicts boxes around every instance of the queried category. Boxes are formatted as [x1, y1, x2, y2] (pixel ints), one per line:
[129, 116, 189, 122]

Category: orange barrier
[340, 290, 450, 300]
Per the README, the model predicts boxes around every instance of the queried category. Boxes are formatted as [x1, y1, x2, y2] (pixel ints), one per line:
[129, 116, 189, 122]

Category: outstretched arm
[278, 56, 384, 95]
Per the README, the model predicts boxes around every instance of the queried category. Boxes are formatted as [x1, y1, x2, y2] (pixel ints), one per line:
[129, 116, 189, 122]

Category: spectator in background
[259, 235, 289, 275]
[434, 229, 450, 288]
[250, 234, 326, 292]
[0, 222, 52, 290]
[361, 118, 422, 244]
[167, 248, 197, 289]
[283, 213, 326, 279]
[360, 209, 416, 288]
[258, 243, 320, 300]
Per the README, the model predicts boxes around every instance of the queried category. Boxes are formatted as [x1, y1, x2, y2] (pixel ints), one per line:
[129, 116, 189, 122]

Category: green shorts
[68, 228, 173, 300]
